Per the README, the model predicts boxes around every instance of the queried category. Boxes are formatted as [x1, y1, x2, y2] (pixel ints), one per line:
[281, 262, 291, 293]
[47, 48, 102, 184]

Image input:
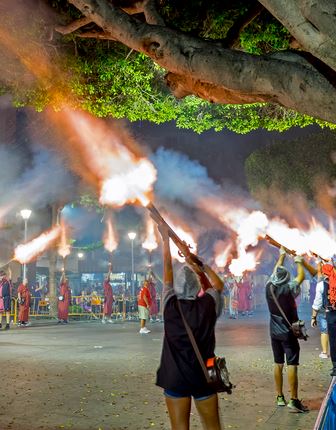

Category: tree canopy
[1, 0, 336, 133]
[245, 130, 336, 208]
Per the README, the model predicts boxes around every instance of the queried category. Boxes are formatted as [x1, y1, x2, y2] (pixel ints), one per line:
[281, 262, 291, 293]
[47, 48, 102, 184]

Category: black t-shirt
[156, 291, 219, 396]
[265, 280, 300, 339]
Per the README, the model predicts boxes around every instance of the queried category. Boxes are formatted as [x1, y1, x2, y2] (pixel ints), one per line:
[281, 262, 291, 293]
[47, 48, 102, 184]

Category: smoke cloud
[0, 143, 75, 220]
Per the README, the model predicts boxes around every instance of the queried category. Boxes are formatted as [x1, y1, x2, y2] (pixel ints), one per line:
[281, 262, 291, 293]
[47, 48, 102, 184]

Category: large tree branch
[258, 0, 336, 73]
[57, 0, 164, 37]
[67, 0, 336, 123]
[223, 1, 264, 48]
[55, 16, 92, 35]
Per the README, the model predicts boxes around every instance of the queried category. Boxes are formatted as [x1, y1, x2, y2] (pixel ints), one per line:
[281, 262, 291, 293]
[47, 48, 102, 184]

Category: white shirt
[312, 280, 325, 311]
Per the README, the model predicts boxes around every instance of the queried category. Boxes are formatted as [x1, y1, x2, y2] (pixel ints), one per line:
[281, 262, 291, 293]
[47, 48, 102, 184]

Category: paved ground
[0, 304, 332, 430]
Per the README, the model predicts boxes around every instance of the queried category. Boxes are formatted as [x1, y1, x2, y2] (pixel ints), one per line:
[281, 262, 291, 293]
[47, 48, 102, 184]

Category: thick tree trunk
[258, 0, 336, 72]
[67, 0, 336, 123]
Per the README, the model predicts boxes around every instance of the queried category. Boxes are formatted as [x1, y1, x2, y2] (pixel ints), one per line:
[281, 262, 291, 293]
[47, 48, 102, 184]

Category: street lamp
[77, 252, 84, 259]
[128, 232, 136, 297]
[20, 209, 32, 281]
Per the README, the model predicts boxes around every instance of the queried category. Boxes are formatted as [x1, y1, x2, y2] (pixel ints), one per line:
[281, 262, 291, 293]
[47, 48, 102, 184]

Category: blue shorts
[164, 389, 215, 401]
[317, 313, 328, 334]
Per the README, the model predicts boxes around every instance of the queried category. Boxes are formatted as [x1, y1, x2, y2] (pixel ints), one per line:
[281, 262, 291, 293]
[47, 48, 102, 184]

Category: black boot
[330, 362, 336, 377]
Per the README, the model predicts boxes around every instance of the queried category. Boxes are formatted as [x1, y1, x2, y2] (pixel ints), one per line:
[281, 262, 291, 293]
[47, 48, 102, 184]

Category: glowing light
[58, 222, 71, 258]
[99, 159, 156, 207]
[142, 218, 158, 251]
[128, 232, 136, 241]
[214, 243, 232, 269]
[165, 219, 197, 263]
[77, 252, 84, 259]
[103, 218, 118, 253]
[20, 209, 32, 220]
[53, 109, 157, 208]
[229, 249, 259, 277]
[14, 226, 61, 264]
[304, 219, 336, 259]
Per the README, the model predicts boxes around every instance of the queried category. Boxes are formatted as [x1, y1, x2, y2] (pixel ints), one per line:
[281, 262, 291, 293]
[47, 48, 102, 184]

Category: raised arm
[273, 246, 286, 274]
[302, 259, 317, 277]
[106, 262, 112, 280]
[202, 264, 224, 293]
[60, 268, 66, 284]
[157, 223, 173, 299]
[293, 256, 305, 285]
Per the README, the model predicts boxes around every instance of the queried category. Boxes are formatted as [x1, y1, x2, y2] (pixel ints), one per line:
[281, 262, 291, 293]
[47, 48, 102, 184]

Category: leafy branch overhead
[2, 0, 336, 132]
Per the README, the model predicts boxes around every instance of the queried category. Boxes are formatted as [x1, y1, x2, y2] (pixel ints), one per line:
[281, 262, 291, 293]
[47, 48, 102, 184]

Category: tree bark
[258, 0, 336, 72]
[66, 0, 336, 123]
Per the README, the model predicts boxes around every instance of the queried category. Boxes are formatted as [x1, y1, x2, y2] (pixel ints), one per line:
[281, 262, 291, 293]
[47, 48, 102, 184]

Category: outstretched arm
[106, 262, 112, 280]
[293, 256, 305, 285]
[60, 268, 66, 284]
[157, 223, 174, 306]
[273, 246, 286, 274]
[202, 264, 224, 293]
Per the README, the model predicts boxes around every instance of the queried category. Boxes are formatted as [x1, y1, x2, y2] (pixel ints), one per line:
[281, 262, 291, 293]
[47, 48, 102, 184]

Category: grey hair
[174, 265, 201, 300]
[270, 265, 290, 286]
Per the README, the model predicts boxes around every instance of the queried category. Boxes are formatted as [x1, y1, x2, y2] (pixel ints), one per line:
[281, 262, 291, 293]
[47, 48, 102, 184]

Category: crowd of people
[1, 235, 336, 428]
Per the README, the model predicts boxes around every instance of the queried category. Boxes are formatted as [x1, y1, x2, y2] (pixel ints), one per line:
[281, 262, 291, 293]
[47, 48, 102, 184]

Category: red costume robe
[18, 283, 31, 322]
[148, 281, 158, 315]
[58, 282, 71, 320]
[238, 280, 251, 312]
[103, 280, 114, 316]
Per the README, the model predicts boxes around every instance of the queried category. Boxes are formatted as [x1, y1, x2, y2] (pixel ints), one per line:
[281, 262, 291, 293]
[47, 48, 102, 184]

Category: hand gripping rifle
[146, 202, 203, 267]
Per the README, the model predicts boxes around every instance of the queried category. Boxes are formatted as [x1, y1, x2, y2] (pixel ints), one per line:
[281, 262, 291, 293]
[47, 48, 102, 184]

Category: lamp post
[128, 232, 136, 297]
[20, 209, 32, 281]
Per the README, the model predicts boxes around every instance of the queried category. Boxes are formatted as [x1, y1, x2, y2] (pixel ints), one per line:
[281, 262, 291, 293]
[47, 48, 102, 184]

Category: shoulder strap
[176, 300, 211, 383]
[269, 283, 292, 327]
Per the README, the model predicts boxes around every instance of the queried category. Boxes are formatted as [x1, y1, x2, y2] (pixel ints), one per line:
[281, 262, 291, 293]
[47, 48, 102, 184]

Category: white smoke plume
[0, 143, 75, 220]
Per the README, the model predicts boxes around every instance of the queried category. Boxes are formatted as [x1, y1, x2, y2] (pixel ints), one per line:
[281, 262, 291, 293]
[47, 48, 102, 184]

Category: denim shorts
[164, 389, 215, 401]
[317, 312, 328, 334]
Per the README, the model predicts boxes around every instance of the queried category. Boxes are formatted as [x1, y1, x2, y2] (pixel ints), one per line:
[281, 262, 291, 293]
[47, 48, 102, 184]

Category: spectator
[138, 280, 152, 334]
[91, 290, 101, 314]
[156, 223, 224, 430]
[229, 279, 238, 319]
[311, 281, 329, 359]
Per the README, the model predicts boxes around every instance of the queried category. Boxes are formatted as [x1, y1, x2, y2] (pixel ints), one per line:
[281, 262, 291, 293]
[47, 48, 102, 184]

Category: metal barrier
[25, 295, 163, 321]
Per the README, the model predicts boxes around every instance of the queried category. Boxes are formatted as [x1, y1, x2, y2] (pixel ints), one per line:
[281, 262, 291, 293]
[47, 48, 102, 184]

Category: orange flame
[103, 218, 118, 253]
[229, 249, 260, 277]
[48, 109, 157, 208]
[165, 219, 197, 263]
[58, 222, 71, 258]
[214, 242, 232, 269]
[304, 218, 336, 259]
[14, 225, 61, 264]
[142, 217, 158, 251]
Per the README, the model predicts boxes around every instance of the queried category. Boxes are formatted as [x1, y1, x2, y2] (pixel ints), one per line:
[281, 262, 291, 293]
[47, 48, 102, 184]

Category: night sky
[131, 120, 318, 189]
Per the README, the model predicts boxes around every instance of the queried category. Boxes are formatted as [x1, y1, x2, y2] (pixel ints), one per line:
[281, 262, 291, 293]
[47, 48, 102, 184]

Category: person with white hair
[156, 223, 224, 430]
[265, 247, 308, 413]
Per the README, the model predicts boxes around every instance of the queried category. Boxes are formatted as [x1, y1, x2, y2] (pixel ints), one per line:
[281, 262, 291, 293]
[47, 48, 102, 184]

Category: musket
[264, 234, 296, 256]
[146, 202, 197, 261]
[264, 234, 328, 266]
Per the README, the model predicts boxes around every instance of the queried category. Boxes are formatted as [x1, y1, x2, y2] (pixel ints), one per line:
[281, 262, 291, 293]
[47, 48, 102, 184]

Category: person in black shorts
[156, 223, 224, 430]
[265, 247, 308, 413]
